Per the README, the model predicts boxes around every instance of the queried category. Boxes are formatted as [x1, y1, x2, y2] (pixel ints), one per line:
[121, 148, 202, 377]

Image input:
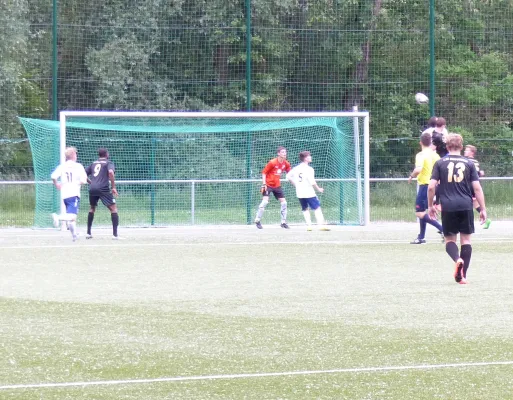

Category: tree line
[2, 0, 513, 178]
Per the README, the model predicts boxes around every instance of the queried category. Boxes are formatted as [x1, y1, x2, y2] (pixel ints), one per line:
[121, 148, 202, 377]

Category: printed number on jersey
[447, 161, 465, 183]
[93, 164, 102, 177]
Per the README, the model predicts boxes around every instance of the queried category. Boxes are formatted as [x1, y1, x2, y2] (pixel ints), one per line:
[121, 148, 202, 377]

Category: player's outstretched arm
[408, 166, 421, 184]
[52, 178, 62, 190]
[285, 170, 295, 186]
[312, 180, 323, 193]
[79, 165, 88, 185]
[50, 166, 62, 190]
[472, 181, 487, 224]
[109, 169, 118, 197]
[427, 179, 438, 219]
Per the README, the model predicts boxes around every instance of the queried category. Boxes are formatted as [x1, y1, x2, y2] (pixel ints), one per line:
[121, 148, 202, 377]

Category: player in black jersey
[429, 117, 448, 210]
[85, 148, 120, 239]
[431, 117, 448, 158]
[428, 134, 487, 284]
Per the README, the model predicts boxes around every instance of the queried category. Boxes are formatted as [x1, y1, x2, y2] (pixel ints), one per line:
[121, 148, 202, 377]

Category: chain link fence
[2, 1, 513, 225]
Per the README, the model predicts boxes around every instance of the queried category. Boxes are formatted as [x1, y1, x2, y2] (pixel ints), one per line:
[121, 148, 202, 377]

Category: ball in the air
[415, 93, 429, 104]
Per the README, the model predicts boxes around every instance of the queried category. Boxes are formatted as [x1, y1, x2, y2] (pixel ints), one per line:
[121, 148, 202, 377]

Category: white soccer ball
[415, 92, 429, 104]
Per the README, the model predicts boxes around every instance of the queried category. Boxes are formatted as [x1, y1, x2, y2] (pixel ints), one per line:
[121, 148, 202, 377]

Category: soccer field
[1, 223, 513, 399]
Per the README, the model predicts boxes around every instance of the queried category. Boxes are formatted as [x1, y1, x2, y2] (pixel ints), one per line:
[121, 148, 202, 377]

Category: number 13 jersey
[430, 155, 479, 211]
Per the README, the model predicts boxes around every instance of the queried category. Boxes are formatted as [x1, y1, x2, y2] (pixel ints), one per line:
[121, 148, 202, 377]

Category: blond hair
[445, 133, 463, 151]
[65, 146, 77, 160]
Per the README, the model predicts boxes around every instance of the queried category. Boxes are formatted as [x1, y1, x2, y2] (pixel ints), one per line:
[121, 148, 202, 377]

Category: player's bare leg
[66, 215, 78, 241]
[302, 209, 312, 231]
[51, 212, 79, 241]
[314, 207, 330, 231]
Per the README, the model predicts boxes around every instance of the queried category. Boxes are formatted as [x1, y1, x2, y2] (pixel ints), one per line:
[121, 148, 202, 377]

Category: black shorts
[441, 210, 474, 236]
[89, 189, 116, 207]
[263, 186, 285, 200]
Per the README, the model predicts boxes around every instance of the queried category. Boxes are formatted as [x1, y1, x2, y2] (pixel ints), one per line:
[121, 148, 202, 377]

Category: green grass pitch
[1, 223, 513, 399]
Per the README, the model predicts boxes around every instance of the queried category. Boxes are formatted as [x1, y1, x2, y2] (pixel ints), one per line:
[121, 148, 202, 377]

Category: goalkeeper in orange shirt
[254, 146, 292, 229]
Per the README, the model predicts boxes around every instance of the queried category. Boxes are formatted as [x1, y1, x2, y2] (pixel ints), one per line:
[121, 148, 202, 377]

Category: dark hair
[299, 151, 311, 162]
[427, 116, 438, 128]
[420, 132, 432, 147]
[276, 146, 286, 154]
[98, 148, 108, 158]
[435, 117, 446, 127]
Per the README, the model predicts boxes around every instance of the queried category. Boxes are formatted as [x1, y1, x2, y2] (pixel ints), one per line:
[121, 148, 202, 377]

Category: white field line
[0, 236, 512, 250]
[1, 361, 513, 390]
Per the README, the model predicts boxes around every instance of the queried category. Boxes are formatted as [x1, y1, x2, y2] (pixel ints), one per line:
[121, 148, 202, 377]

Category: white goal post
[58, 111, 370, 226]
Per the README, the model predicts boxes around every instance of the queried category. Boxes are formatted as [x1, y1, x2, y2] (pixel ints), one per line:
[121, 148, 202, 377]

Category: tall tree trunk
[215, 44, 230, 84]
[346, 0, 382, 109]
[290, 0, 308, 109]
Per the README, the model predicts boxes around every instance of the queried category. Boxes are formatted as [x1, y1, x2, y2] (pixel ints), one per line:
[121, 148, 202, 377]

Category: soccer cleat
[437, 230, 445, 243]
[454, 258, 464, 283]
[306, 226, 313, 231]
[280, 223, 290, 229]
[72, 235, 78, 242]
[51, 213, 59, 228]
[85, 234, 93, 239]
[319, 226, 331, 231]
[483, 219, 491, 229]
[255, 221, 263, 229]
[410, 238, 426, 244]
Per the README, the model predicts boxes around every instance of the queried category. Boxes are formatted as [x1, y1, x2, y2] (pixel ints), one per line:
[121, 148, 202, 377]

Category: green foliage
[2, 0, 513, 180]
[0, 0, 30, 152]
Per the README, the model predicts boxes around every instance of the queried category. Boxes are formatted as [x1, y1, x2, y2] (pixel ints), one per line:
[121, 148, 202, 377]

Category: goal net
[20, 111, 369, 228]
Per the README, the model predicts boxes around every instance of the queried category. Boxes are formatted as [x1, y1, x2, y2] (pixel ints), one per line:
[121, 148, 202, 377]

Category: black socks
[87, 212, 94, 235]
[460, 244, 472, 277]
[445, 241, 460, 262]
[111, 213, 119, 237]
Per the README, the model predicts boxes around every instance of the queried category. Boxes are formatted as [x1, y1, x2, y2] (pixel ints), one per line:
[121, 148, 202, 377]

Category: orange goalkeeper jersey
[262, 158, 291, 188]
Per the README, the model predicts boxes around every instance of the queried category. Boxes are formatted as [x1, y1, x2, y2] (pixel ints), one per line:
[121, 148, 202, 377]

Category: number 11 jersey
[50, 160, 88, 199]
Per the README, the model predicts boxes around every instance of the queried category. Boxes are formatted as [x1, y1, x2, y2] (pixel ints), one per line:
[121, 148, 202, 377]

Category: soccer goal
[20, 111, 370, 228]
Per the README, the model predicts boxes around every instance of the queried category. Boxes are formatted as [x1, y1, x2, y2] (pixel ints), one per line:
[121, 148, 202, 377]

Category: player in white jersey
[286, 151, 330, 231]
[50, 147, 88, 241]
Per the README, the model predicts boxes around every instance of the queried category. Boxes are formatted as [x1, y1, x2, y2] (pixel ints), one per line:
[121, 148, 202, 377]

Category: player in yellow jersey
[408, 132, 444, 244]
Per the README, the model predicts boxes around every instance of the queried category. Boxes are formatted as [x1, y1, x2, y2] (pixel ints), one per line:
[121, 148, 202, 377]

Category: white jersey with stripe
[286, 163, 317, 198]
[51, 160, 88, 199]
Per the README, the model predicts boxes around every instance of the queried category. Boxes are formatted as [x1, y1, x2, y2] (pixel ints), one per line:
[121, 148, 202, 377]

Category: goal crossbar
[13, 110, 377, 227]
